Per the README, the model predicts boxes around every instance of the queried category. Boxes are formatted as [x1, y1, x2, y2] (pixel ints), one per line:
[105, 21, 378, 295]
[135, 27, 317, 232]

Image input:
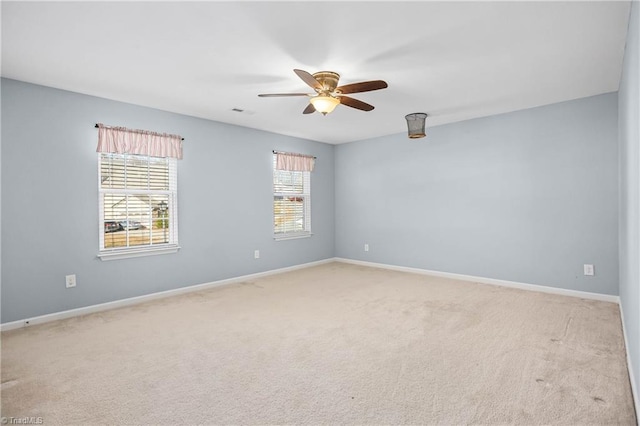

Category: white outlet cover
[65, 274, 76, 288]
[583, 264, 594, 276]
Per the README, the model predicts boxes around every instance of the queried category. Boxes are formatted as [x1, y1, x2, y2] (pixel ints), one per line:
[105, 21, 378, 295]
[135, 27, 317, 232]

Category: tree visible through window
[273, 153, 311, 238]
[99, 153, 178, 255]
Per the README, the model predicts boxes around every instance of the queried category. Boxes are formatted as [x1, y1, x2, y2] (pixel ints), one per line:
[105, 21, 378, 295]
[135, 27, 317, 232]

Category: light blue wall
[335, 93, 619, 295]
[1, 78, 335, 323]
[619, 0, 640, 404]
[0, 76, 627, 338]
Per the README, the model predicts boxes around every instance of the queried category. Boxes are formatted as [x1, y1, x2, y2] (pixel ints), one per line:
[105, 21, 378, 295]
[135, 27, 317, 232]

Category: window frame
[97, 152, 180, 261]
[273, 153, 312, 240]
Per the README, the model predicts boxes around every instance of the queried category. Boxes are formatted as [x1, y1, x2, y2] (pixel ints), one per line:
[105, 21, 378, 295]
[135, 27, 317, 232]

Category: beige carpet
[1, 262, 636, 425]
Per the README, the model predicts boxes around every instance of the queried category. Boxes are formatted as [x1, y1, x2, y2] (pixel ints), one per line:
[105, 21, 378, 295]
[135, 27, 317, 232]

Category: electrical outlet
[583, 264, 594, 276]
[254, 250, 260, 259]
[364, 243, 369, 252]
[65, 274, 76, 288]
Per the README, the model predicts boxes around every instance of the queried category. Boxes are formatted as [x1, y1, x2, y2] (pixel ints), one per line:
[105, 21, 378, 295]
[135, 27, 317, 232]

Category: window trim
[97, 244, 180, 261]
[273, 231, 313, 241]
[97, 153, 179, 261]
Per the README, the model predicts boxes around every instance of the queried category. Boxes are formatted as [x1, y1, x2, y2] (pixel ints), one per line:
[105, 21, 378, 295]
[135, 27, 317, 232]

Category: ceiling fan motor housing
[312, 71, 340, 93]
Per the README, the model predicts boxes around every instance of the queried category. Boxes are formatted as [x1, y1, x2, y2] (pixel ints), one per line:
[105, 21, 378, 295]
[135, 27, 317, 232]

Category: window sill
[273, 232, 313, 241]
[98, 245, 180, 261]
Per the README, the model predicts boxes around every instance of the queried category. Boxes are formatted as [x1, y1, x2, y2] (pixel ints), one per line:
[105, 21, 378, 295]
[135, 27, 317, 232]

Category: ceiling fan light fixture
[310, 96, 340, 115]
[405, 113, 428, 138]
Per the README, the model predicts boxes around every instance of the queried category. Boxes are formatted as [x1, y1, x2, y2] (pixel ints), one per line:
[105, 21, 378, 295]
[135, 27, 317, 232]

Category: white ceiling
[1, 1, 631, 144]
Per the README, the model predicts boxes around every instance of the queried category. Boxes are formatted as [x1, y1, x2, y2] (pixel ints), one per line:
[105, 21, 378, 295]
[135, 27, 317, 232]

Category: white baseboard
[619, 302, 640, 418]
[0, 258, 335, 332]
[5, 257, 617, 333]
[334, 257, 620, 303]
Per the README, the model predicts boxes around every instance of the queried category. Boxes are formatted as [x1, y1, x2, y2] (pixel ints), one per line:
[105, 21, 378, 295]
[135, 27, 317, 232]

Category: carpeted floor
[1, 262, 637, 425]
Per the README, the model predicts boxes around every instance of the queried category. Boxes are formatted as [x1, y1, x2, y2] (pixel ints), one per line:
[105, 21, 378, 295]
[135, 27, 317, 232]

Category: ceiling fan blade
[294, 69, 322, 91]
[302, 104, 316, 114]
[336, 80, 388, 95]
[338, 96, 375, 111]
[258, 93, 310, 97]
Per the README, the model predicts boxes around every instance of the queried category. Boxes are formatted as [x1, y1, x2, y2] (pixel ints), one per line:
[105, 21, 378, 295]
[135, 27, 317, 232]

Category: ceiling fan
[258, 69, 388, 115]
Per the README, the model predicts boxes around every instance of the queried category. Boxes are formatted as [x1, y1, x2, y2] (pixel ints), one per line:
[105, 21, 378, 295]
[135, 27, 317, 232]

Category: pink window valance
[95, 123, 183, 159]
[275, 151, 315, 172]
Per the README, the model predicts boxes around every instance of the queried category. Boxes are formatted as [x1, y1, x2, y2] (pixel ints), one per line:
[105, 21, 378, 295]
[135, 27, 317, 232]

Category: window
[98, 153, 179, 259]
[95, 123, 182, 260]
[273, 153, 311, 239]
